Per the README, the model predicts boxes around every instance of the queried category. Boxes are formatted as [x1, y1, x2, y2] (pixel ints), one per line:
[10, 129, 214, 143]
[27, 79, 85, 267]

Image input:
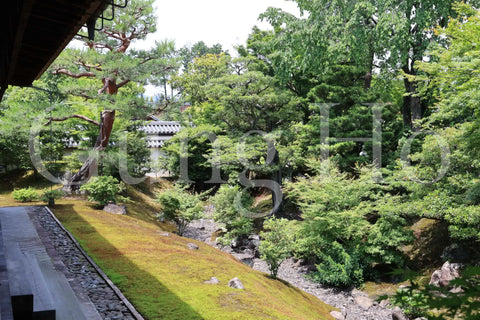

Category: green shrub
[12, 187, 39, 202]
[41, 189, 64, 203]
[80, 176, 125, 206]
[365, 212, 414, 266]
[311, 242, 365, 287]
[211, 184, 254, 244]
[389, 285, 429, 319]
[156, 184, 204, 236]
[286, 162, 414, 286]
[259, 218, 296, 278]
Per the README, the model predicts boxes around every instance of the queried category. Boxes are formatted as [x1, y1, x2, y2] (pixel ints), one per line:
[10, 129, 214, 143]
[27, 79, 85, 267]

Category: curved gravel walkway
[184, 217, 394, 320]
[27, 206, 140, 320]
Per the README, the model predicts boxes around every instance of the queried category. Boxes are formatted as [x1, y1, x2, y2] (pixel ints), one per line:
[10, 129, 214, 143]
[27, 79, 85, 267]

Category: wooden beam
[6, 0, 36, 86]
[30, 13, 78, 27]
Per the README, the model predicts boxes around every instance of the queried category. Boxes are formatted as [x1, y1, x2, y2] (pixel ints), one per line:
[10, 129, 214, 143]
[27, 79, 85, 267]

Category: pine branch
[102, 29, 124, 41]
[98, 80, 109, 95]
[139, 56, 155, 65]
[93, 43, 114, 51]
[74, 59, 102, 71]
[43, 114, 100, 126]
[116, 79, 130, 89]
[51, 69, 95, 78]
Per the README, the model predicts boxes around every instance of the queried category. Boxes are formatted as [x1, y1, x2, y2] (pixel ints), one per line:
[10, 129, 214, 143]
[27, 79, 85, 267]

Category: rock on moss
[228, 277, 245, 289]
[103, 203, 127, 215]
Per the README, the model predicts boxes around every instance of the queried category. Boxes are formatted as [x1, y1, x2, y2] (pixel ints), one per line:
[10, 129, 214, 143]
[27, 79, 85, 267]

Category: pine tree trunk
[403, 78, 422, 131]
[364, 46, 374, 90]
[364, 71, 372, 90]
[64, 110, 116, 192]
[270, 146, 283, 216]
[402, 59, 424, 131]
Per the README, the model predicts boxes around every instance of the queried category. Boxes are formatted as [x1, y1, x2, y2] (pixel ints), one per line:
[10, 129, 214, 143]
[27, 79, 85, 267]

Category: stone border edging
[43, 206, 145, 320]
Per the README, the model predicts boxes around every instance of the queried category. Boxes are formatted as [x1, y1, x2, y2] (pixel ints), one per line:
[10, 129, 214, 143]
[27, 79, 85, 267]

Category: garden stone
[351, 288, 364, 297]
[242, 238, 252, 247]
[247, 234, 261, 249]
[103, 203, 126, 215]
[330, 311, 344, 320]
[222, 245, 233, 253]
[233, 252, 254, 267]
[230, 237, 241, 248]
[391, 306, 408, 320]
[203, 277, 220, 284]
[429, 261, 463, 287]
[251, 239, 261, 248]
[449, 286, 464, 293]
[228, 277, 245, 289]
[354, 296, 374, 310]
[248, 234, 260, 241]
[379, 299, 391, 308]
[187, 243, 199, 250]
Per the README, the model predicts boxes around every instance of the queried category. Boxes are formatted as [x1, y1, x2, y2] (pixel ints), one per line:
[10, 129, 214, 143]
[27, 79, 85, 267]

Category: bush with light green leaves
[259, 218, 296, 278]
[211, 184, 255, 245]
[156, 184, 205, 236]
[80, 176, 126, 207]
[12, 187, 39, 202]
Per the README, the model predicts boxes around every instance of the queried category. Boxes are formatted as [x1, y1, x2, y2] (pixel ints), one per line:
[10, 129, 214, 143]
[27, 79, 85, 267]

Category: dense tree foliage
[258, 0, 480, 128]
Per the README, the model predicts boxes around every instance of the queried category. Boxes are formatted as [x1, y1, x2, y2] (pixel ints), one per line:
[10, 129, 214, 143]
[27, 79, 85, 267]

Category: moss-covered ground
[0, 172, 335, 320]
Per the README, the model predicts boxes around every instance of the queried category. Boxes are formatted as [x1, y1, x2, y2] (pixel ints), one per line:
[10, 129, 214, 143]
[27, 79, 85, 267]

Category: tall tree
[48, 0, 178, 191]
[259, 0, 480, 129]
[178, 41, 226, 72]
[171, 53, 300, 214]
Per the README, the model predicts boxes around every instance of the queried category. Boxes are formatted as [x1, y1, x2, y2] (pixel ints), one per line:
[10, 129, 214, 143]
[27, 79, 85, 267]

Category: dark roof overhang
[0, 0, 109, 99]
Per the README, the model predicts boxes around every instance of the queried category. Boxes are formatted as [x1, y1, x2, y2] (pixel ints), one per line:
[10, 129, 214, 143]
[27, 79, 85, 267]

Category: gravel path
[184, 217, 394, 320]
[28, 206, 138, 320]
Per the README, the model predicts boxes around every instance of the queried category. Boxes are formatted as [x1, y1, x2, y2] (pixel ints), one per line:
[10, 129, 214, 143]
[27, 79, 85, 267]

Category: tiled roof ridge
[142, 121, 181, 135]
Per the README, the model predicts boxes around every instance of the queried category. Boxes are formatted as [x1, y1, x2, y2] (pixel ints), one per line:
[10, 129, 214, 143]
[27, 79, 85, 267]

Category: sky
[135, 0, 300, 52]
[133, 0, 300, 96]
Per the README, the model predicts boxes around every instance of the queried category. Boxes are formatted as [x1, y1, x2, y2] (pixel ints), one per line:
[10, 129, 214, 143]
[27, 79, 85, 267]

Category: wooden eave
[0, 0, 109, 99]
